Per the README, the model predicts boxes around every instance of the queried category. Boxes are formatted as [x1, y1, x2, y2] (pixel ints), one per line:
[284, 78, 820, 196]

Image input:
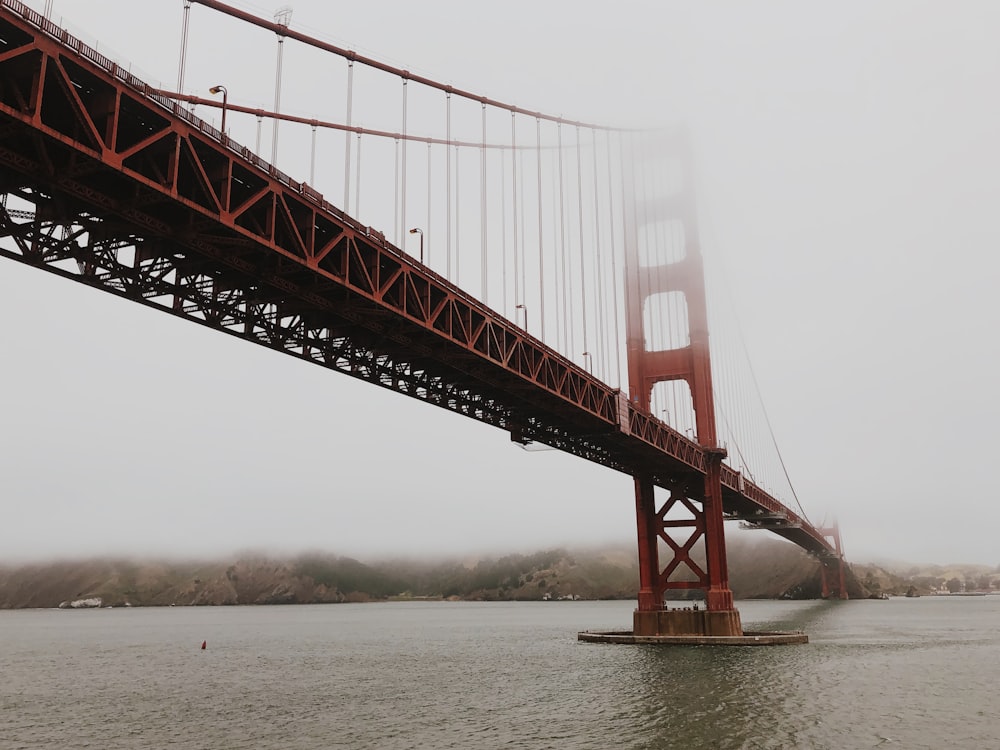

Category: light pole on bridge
[208, 85, 228, 137]
[408, 227, 424, 264]
[516, 304, 528, 334]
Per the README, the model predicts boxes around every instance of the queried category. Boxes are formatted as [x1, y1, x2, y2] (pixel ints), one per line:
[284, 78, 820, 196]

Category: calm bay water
[2, 596, 998, 749]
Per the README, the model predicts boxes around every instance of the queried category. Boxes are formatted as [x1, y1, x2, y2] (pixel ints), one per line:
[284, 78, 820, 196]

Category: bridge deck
[0, 1, 835, 558]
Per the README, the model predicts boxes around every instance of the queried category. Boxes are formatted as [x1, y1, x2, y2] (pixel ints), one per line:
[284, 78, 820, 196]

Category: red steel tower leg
[625, 131, 740, 637]
[634, 474, 663, 611]
[819, 522, 849, 600]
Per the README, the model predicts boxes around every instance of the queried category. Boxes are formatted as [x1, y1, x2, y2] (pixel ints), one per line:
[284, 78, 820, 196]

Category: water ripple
[2, 598, 999, 748]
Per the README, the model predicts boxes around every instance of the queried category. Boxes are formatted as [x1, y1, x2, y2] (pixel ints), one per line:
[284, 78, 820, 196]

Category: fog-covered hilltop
[0, 536, 875, 608]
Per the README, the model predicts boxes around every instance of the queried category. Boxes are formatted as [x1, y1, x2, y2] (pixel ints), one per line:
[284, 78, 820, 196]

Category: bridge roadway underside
[0, 4, 833, 559]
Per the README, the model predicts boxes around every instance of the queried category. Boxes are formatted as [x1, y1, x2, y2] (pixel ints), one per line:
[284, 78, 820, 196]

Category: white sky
[1, 0, 998, 566]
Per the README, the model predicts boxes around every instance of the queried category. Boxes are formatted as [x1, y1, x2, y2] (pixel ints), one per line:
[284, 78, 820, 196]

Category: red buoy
[201, 640, 207, 650]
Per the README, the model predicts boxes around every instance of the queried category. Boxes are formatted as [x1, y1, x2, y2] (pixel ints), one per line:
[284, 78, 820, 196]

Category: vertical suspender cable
[719, 324, 734, 463]
[511, 111, 520, 314]
[501, 147, 508, 316]
[649, 152, 674, 422]
[607, 130, 623, 390]
[639, 148, 655, 415]
[354, 133, 362, 218]
[481, 102, 488, 303]
[519, 149, 527, 309]
[656, 147, 667, 374]
[426, 142, 433, 267]
[654, 161, 666, 419]
[401, 78, 408, 247]
[576, 127, 588, 361]
[672, 202, 684, 427]
[627, 133, 644, 404]
[558, 124, 570, 354]
[343, 59, 354, 213]
[393, 137, 400, 244]
[638, 141, 653, 373]
[652, 149, 663, 361]
[737, 347, 755, 478]
[536, 117, 545, 343]
[455, 144, 460, 284]
[271, 33, 286, 164]
[591, 127, 605, 380]
[728, 327, 746, 471]
[446, 92, 452, 280]
[724, 322, 739, 461]
[674, 221, 683, 429]
[724, 328, 745, 472]
[309, 124, 317, 185]
[748, 350, 763, 480]
[550, 159, 561, 348]
[176, 1, 192, 93]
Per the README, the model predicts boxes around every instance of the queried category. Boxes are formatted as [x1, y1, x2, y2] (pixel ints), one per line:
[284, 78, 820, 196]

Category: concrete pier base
[633, 608, 743, 637]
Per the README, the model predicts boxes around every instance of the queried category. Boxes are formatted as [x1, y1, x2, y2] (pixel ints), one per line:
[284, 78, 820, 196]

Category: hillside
[0, 536, 863, 608]
[850, 561, 1000, 596]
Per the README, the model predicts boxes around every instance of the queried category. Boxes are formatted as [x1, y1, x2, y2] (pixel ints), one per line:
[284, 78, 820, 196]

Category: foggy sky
[1, 1, 998, 566]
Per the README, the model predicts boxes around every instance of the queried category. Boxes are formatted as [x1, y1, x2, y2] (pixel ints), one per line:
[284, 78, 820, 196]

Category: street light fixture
[516, 303, 528, 333]
[208, 84, 228, 137]
[408, 227, 423, 263]
[582, 351, 593, 373]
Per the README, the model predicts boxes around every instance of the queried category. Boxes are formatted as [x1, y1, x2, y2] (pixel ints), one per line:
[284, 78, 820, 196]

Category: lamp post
[516, 303, 528, 333]
[582, 351, 593, 373]
[208, 85, 228, 136]
[408, 227, 423, 263]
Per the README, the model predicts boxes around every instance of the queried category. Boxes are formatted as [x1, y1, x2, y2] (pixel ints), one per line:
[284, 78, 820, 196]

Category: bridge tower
[623, 132, 742, 637]
[819, 522, 849, 600]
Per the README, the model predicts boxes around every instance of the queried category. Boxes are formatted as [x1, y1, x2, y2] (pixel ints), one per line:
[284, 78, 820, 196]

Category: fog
[1, 1, 998, 566]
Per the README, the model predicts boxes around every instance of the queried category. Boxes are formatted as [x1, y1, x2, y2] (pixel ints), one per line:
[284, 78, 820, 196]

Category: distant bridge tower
[819, 522, 849, 599]
[623, 130, 741, 637]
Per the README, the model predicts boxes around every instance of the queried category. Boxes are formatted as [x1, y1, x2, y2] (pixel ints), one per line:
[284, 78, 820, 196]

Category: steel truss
[0, 2, 842, 583]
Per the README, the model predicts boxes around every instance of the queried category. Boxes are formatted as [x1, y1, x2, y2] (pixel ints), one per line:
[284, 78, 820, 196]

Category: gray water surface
[2, 597, 998, 749]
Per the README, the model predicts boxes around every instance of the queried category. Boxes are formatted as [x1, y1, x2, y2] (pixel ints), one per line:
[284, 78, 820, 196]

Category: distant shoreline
[2, 542, 995, 609]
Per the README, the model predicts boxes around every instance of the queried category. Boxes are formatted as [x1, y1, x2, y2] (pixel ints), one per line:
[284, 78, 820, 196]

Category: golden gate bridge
[0, 0, 848, 640]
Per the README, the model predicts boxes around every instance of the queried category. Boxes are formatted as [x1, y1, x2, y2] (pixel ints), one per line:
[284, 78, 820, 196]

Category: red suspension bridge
[0, 0, 847, 637]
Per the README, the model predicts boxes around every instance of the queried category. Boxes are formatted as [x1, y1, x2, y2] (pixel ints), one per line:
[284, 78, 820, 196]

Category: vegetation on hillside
[850, 562, 1000, 597]
[7, 536, 991, 608]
